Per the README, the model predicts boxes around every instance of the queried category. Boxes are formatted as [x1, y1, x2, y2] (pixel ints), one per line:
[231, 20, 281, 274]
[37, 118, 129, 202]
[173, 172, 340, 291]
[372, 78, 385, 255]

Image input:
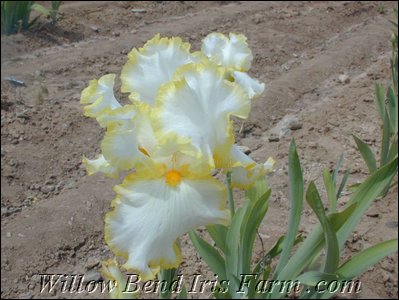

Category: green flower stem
[226, 172, 235, 216]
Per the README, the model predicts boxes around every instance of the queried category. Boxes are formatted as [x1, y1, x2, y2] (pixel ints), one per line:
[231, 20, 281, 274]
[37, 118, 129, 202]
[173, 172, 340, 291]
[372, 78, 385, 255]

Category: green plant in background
[1, 1, 61, 35]
[1, 1, 34, 35]
[353, 9, 398, 197]
[31, 1, 61, 24]
[188, 141, 397, 299]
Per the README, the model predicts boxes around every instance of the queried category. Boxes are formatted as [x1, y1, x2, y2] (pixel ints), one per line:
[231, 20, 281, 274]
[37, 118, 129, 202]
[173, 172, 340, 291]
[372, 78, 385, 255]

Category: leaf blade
[352, 134, 377, 173]
[273, 140, 304, 278]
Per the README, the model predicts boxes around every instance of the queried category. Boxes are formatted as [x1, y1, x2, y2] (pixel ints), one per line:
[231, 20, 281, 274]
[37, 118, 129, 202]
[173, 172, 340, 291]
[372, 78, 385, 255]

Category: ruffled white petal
[155, 63, 250, 167]
[201, 33, 253, 72]
[105, 174, 228, 280]
[81, 74, 121, 118]
[121, 34, 198, 106]
[233, 71, 265, 99]
[82, 155, 120, 178]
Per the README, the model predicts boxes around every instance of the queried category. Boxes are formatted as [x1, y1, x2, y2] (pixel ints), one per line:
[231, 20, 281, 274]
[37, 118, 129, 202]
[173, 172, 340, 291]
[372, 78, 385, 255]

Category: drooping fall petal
[105, 171, 229, 280]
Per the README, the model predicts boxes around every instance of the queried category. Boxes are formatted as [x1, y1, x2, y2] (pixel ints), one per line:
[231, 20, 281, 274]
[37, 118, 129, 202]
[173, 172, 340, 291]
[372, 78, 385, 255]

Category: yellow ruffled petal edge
[142, 33, 191, 55]
[152, 61, 250, 169]
[81, 74, 120, 118]
[201, 32, 253, 72]
[172, 61, 251, 119]
[96, 105, 137, 130]
[103, 203, 180, 280]
[120, 33, 194, 100]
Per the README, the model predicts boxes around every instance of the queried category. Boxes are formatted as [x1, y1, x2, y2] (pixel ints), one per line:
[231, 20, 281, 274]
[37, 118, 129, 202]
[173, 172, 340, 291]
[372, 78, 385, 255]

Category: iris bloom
[82, 33, 273, 279]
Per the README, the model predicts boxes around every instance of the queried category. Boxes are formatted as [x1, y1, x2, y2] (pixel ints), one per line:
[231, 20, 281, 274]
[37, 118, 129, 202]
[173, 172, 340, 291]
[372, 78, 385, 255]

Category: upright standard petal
[81, 74, 121, 118]
[121, 34, 198, 106]
[105, 172, 229, 280]
[201, 33, 253, 72]
[155, 62, 250, 167]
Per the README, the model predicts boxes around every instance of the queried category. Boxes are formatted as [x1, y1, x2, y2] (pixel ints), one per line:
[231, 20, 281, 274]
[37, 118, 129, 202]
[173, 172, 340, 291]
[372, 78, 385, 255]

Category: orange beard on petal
[165, 170, 182, 187]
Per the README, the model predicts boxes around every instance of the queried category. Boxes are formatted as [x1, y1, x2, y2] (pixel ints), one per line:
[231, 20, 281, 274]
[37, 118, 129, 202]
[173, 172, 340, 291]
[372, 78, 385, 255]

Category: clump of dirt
[1, 1, 397, 299]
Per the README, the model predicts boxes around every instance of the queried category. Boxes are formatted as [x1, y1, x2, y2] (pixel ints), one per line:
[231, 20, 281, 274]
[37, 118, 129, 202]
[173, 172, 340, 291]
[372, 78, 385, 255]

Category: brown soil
[1, 1, 398, 299]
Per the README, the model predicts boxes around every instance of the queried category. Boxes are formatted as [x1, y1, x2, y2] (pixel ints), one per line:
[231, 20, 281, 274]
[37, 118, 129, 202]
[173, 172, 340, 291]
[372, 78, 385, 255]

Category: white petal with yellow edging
[201, 33, 253, 72]
[81, 74, 121, 118]
[96, 105, 137, 129]
[121, 34, 197, 106]
[105, 175, 228, 280]
[156, 63, 250, 166]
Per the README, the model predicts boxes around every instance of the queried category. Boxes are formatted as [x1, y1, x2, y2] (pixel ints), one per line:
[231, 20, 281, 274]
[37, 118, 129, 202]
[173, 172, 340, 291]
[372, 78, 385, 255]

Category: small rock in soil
[366, 212, 379, 218]
[16, 110, 30, 119]
[29, 183, 40, 190]
[237, 145, 251, 155]
[252, 13, 263, 24]
[2, 207, 21, 217]
[85, 257, 99, 270]
[288, 119, 303, 130]
[338, 74, 350, 84]
[131, 8, 147, 13]
[41, 185, 55, 194]
[268, 133, 280, 142]
[55, 181, 65, 191]
[1, 207, 9, 216]
[385, 220, 398, 228]
[89, 26, 100, 33]
[84, 271, 102, 282]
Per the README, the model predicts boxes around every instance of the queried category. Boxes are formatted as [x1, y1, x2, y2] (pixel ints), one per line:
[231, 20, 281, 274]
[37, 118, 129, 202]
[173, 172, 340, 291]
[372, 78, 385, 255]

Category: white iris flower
[81, 33, 273, 279]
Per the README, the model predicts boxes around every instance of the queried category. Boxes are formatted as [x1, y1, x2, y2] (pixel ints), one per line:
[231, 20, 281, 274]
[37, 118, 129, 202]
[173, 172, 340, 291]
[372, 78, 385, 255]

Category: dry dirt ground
[1, 1, 398, 299]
